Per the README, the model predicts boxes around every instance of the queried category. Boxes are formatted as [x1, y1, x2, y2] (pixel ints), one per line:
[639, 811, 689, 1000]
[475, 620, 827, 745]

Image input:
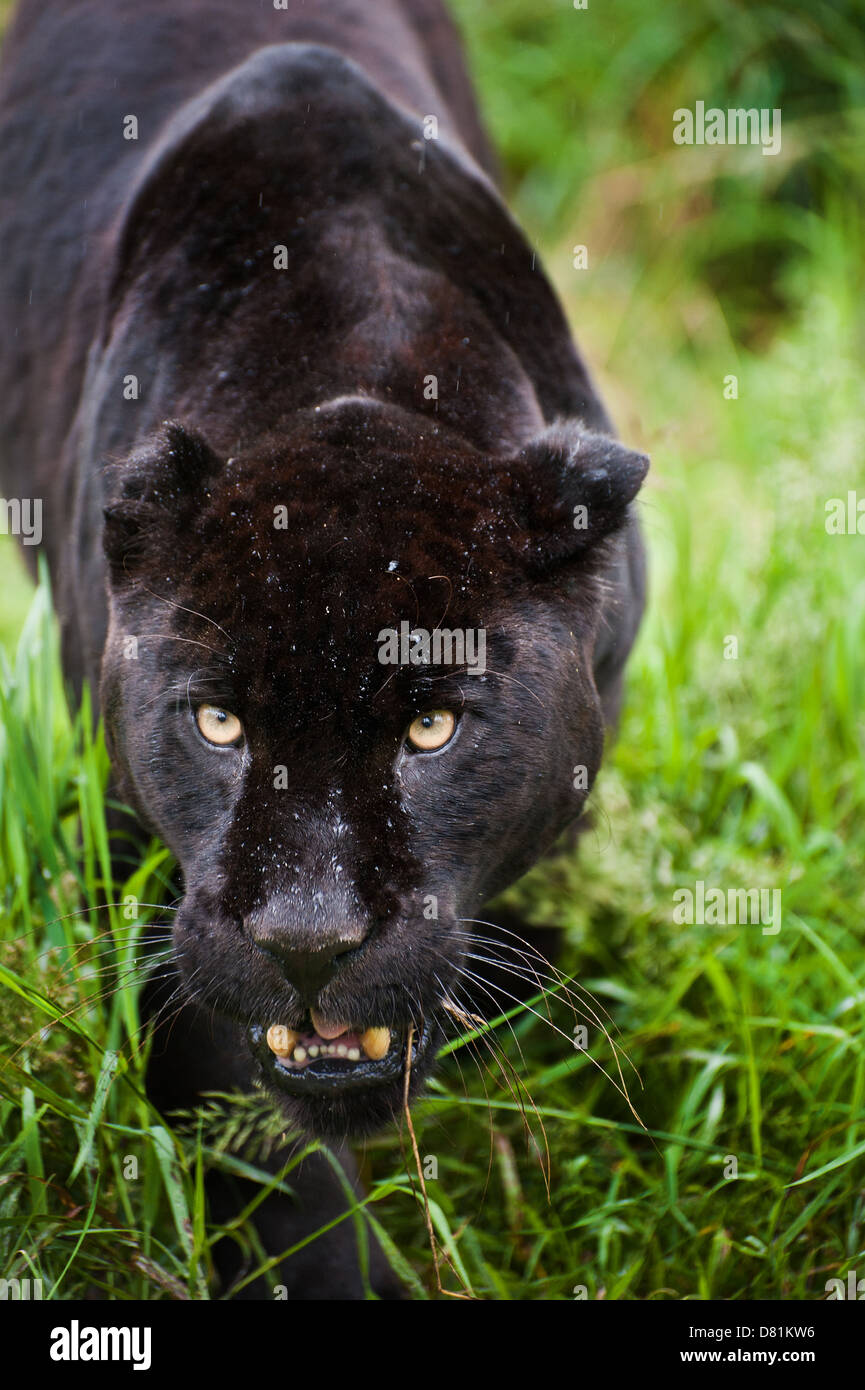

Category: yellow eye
[407, 709, 456, 752]
[195, 704, 243, 747]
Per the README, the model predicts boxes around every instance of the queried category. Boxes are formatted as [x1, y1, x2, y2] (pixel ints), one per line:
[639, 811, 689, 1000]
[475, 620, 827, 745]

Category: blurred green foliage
[454, 0, 865, 341]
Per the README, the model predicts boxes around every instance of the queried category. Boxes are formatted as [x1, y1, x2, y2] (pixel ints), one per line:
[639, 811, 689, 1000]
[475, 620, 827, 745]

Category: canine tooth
[310, 1010, 348, 1040]
[266, 1025, 299, 1058]
[360, 1027, 390, 1061]
[293, 1046, 307, 1063]
[347, 1048, 360, 1061]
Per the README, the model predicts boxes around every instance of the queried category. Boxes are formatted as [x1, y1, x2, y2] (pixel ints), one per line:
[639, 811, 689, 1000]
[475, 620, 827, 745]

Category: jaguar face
[100, 399, 647, 1136]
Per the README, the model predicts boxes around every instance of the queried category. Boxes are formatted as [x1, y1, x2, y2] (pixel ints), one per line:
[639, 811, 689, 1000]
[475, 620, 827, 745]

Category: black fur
[0, 0, 648, 1298]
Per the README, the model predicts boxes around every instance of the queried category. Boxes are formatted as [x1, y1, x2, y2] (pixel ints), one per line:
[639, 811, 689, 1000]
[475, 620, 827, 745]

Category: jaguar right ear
[508, 421, 649, 578]
[102, 421, 223, 584]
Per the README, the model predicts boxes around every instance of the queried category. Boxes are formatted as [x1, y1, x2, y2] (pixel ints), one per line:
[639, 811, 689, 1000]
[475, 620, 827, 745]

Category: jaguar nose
[245, 902, 367, 1000]
[261, 937, 361, 999]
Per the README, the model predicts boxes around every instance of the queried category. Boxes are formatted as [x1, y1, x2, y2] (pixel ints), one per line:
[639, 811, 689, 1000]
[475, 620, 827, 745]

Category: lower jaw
[249, 1017, 436, 1102]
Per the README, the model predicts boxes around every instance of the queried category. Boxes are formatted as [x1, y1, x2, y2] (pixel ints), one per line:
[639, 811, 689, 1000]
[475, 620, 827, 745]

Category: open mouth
[249, 1011, 435, 1096]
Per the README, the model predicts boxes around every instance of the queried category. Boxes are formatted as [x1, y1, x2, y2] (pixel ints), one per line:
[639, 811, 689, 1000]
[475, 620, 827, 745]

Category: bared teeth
[360, 1026, 391, 1061]
[310, 1011, 348, 1040]
[267, 1022, 391, 1065]
[266, 1024, 300, 1058]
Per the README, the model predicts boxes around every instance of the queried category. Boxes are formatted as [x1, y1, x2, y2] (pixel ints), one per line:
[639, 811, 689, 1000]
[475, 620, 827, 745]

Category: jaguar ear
[102, 421, 223, 583]
[514, 421, 649, 576]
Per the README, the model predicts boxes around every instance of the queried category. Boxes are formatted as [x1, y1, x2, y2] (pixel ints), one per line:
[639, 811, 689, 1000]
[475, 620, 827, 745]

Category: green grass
[1, 0, 864, 1298]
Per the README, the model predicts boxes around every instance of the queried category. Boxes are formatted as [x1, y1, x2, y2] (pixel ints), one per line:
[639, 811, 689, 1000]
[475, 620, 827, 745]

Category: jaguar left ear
[102, 421, 223, 584]
[514, 421, 649, 575]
